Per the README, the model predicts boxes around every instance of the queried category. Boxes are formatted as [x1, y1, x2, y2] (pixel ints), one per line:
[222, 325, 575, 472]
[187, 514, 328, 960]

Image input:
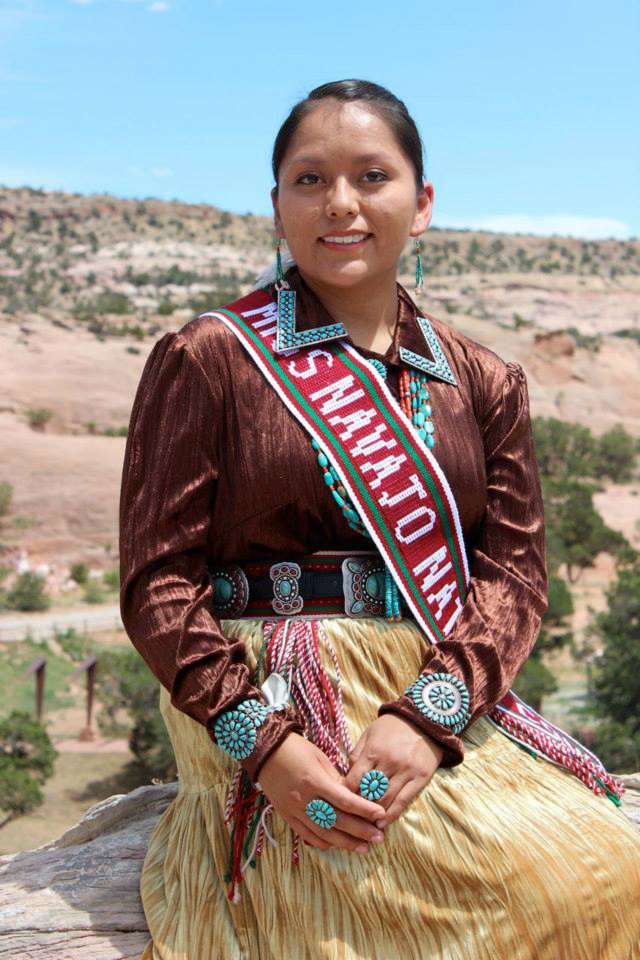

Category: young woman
[119, 80, 640, 960]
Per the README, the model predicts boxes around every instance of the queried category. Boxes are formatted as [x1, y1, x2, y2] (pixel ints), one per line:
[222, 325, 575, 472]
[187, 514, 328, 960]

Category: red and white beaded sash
[202, 290, 625, 805]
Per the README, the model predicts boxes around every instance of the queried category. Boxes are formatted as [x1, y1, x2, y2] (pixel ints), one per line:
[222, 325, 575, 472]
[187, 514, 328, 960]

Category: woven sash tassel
[489, 698, 626, 806]
[222, 618, 353, 902]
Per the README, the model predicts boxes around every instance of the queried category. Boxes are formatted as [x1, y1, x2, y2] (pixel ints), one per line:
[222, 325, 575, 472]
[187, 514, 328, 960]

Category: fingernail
[375, 819, 386, 829]
[371, 833, 384, 843]
[356, 843, 369, 854]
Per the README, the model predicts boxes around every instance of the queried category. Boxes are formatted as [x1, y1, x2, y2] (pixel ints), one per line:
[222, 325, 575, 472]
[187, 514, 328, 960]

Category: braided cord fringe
[489, 706, 625, 806]
[223, 618, 354, 902]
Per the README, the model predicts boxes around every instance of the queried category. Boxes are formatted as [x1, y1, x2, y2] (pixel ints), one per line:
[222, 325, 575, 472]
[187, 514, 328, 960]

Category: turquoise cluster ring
[359, 769, 389, 801]
[305, 798, 337, 829]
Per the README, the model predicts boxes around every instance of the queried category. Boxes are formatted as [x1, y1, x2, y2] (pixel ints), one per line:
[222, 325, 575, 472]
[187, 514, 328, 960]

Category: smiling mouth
[319, 233, 372, 247]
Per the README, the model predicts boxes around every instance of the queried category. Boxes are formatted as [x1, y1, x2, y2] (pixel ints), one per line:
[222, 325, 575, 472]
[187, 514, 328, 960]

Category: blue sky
[1, 0, 639, 239]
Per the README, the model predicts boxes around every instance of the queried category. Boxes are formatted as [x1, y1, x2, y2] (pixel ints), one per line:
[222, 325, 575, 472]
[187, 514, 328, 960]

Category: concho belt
[207, 550, 409, 619]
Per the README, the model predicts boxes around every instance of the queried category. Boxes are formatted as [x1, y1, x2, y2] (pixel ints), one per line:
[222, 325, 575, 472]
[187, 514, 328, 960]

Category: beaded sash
[202, 291, 625, 806]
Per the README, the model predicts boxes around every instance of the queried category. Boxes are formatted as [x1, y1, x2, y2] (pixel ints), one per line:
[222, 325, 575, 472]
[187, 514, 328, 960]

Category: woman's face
[272, 99, 433, 294]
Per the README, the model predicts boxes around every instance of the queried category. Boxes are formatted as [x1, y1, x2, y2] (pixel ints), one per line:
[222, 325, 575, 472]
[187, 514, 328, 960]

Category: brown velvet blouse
[118, 267, 548, 783]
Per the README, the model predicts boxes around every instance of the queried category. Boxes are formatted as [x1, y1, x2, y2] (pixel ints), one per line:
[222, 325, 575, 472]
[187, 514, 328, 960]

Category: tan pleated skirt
[139, 617, 640, 960]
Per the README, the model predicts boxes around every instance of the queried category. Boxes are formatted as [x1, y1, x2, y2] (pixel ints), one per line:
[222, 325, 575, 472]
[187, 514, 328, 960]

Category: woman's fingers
[294, 815, 376, 854]
[378, 777, 424, 825]
[321, 776, 386, 823]
[290, 817, 332, 850]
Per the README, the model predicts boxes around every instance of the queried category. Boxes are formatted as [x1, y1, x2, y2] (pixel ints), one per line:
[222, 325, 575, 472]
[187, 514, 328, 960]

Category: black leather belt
[207, 550, 408, 620]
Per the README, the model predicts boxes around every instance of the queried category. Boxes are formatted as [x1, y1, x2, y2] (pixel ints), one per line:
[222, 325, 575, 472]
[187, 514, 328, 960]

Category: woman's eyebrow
[287, 152, 395, 166]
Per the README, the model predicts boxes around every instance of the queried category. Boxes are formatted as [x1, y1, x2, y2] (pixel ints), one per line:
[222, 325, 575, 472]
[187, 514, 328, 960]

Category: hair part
[271, 79, 426, 191]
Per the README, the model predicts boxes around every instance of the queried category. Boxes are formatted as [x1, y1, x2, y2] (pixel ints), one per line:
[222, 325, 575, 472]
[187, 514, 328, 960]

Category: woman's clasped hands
[257, 714, 444, 855]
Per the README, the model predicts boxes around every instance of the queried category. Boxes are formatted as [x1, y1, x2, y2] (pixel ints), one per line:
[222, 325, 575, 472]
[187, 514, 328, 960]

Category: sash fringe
[223, 619, 353, 902]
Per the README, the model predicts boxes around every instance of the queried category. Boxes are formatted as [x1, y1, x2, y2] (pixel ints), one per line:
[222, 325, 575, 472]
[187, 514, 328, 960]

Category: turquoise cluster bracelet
[404, 672, 471, 735]
[213, 698, 272, 761]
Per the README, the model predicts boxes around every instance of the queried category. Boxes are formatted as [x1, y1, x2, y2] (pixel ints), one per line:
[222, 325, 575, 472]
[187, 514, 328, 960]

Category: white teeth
[322, 234, 368, 244]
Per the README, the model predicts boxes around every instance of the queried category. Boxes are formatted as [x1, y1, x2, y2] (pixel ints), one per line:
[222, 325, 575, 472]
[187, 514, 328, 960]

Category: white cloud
[433, 214, 633, 241]
[148, 1, 169, 11]
[70, 0, 97, 5]
[150, 166, 172, 177]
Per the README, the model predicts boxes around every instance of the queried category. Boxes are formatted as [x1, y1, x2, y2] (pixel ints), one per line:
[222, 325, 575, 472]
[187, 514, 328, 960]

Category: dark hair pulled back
[271, 79, 425, 191]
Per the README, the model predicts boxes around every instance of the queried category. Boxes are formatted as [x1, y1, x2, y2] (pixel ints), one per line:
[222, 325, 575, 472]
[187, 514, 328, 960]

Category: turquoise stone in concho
[236, 699, 269, 727]
[404, 672, 471, 734]
[214, 709, 257, 760]
[359, 769, 389, 801]
[305, 798, 337, 829]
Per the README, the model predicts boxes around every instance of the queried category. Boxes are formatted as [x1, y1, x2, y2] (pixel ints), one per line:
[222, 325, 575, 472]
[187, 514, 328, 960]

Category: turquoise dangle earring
[274, 237, 348, 354]
[414, 238, 425, 295]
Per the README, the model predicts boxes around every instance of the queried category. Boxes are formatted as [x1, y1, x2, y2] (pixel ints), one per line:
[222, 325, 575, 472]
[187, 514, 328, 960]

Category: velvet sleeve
[118, 329, 304, 782]
[378, 361, 548, 766]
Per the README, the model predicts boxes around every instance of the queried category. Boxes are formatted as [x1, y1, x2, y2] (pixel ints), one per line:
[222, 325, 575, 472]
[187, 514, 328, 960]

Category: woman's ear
[271, 187, 284, 238]
[410, 180, 434, 237]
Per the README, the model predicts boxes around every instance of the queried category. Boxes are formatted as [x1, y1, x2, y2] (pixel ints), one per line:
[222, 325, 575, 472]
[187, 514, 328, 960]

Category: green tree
[0, 711, 58, 821]
[532, 417, 596, 480]
[590, 555, 640, 728]
[512, 655, 558, 711]
[96, 648, 175, 779]
[543, 479, 627, 581]
[512, 570, 573, 711]
[590, 719, 640, 774]
[7, 571, 50, 611]
[595, 424, 638, 483]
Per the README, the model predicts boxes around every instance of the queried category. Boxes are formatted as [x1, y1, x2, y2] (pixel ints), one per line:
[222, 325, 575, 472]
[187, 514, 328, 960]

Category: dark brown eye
[296, 173, 321, 185]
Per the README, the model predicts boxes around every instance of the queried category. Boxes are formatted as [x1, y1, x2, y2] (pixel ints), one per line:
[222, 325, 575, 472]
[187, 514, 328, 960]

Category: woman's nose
[325, 177, 359, 219]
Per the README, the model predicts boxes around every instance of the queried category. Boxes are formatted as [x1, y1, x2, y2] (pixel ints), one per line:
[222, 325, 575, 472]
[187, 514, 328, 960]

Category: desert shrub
[70, 562, 89, 585]
[0, 710, 57, 820]
[103, 568, 119, 589]
[0, 481, 13, 518]
[26, 407, 52, 430]
[188, 284, 242, 316]
[83, 579, 105, 604]
[7, 571, 50, 611]
[54, 626, 93, 662]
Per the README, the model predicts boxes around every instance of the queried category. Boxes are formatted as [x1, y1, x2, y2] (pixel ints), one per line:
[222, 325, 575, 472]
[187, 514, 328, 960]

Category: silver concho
[209, 565, 249, 618]
[270, 562, 303, 615]
[341, 557, 385, 618]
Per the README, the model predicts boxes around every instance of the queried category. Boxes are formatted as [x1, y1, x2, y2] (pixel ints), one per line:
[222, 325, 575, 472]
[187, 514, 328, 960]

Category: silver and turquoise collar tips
[274, 287, 457, 388]
[275, 285, 348, 354]
[399, 317, 457, 386]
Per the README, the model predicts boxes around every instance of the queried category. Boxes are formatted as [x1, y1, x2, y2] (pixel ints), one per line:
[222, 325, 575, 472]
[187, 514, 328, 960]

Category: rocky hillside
[1, 186, 639, 577]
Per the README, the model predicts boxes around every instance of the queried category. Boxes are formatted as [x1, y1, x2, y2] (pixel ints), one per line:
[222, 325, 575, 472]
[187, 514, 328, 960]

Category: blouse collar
[269, 267, 457, 386]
